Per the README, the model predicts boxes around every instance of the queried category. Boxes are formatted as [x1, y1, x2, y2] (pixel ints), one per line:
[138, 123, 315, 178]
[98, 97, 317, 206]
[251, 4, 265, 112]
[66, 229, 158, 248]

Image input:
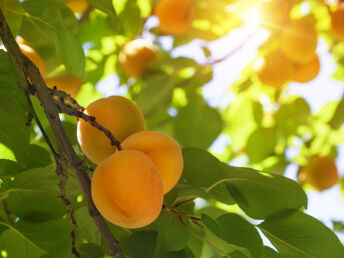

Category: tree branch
[0, 7, 124, 258]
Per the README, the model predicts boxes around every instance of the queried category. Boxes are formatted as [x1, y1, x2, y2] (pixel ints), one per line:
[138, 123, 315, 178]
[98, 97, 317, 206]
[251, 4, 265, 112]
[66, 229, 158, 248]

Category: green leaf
[173, 95, 223, 149]
[275, 97, 311, 135]
[120, 231, 158, 258]
[262, 246, 281, 257]
[154, 210, 190, 256]
[246, 127, 278, 164]
[202, 213, 263, 258]
[0, 89, 30, 166]
[79, 243, 105, 258]
[1, 165, 66, 220]
[75, 206, 101, 246]
[258, 210, 344, 258]
[0, 218, 72, 258]
[219, 165, 307, 219]
[167, 148, 307, 219]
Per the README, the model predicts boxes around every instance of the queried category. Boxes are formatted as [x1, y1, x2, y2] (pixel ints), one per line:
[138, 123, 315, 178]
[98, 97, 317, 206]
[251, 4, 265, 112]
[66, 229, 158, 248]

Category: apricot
[154, 0, 195, 35]
[302, 156, 339, 191]
[331, 9, 344, 41]
[91, 150, 163, 228]
[19, 43, 46, 78]
[46, 75, 82, 98]
[66, 0, 89, 14]
[77, 96, 146, 164]
[256, 49, 294, 88]
[259, 0, 293, 31]
[280, 19, 318, 64]
[122, 131, 183, 194]
[293, 55, 320, 83]
[119, 39, 157, 78]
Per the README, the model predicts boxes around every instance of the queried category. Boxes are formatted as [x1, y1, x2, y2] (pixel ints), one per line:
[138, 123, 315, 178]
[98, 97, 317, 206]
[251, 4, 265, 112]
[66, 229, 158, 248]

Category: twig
[57, 156, 80, 258]
[0, 8, 124, 258]
[50, 87, 85, 112]
[173, 198, 196, 208]
[2, 199, 14, 225]
[56, 101, 122, 151]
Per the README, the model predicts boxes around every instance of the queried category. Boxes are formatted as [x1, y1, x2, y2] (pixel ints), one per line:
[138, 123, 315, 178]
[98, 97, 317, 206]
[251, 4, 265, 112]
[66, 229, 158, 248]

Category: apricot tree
[0, 0, 344, 258]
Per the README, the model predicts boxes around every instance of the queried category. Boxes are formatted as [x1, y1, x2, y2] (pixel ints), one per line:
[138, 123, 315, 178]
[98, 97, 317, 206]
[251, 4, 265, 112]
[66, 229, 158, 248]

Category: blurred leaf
[275, 97, 311, 135]
[173, 95, 223, 149]
[136, 73, 176, 117]
[332, 220, 344, 232]
[87, 0, 120, 27]
[1, 0, 23, 35]
[259, 210, 344, 258]
[225, 94, 262, 151]
[202, 213, 263, 258]
[246, 127, 278, 164]
[328, 96, 344, 129]
[117, 0, 142, 38]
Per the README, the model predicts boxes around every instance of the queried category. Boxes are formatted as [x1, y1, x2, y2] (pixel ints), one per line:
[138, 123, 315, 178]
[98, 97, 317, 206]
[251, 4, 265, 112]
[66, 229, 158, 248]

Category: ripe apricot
[122, 131, 183, 194]
[331, 9, 344, 41]
[259, 0, 293, 31]
[256, 49, 294, 88]
[46, 75, 82, 98]
[280, 19, 318, 64]
[154, 0, 195, 35]
[91, 150, 163, 228]
[19, 43, 46, 77]
[302, 156, 339, 191]
[66, 0, 89, 14]
[119, 39, 157, 78]
[77, 96, 146, 164]
[293, 55, 320, 83]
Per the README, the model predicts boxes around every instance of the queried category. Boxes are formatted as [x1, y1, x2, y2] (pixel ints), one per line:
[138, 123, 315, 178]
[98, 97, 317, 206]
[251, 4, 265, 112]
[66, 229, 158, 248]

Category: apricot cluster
[77, 96, 183, 228]
[256, 2, 320, 88]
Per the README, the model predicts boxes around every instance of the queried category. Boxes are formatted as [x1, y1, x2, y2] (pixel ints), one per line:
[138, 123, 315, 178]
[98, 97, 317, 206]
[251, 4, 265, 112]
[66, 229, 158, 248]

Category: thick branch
[0, 8, 123, 258]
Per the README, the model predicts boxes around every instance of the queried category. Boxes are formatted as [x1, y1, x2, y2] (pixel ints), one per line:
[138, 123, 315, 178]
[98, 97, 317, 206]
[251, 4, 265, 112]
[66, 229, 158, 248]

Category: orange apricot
[19, 43, 46, 78]
[66, 0, 89, 14]
[122, 131, 183, 194]
[154, 0, 195, 35]
[119, 39, 157, 78]
[331, 9, 344, 41]
[256, 49, 294, 88]
[302, 156, 339, 191]
[77, 96, 146, 164]
[293, 55, 320, 83]
[91, 150, 163, 228]
[46, 75, 82, 98]
[280, 18, 318, 64]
